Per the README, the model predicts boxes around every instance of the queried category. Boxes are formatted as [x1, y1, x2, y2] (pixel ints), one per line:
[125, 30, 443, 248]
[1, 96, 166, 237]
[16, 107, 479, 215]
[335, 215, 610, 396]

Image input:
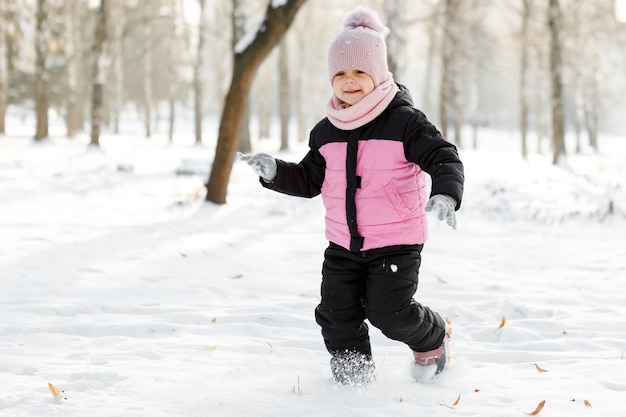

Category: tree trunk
[548, 0, 566, 165]
[573, 71, 583, 153]
[571, 0, 584, 154]
[111, 3, 126, 135]
[279, 37, 289, 150]
[423, 2, 443, 117]
[142, 12, 152, 138]
[233, 0, 251, 153]
[469, 44, 479, 150]
[256, 64, 272, 139]
[205, 0, 308, 204]
[520, 0, 531, 158]
[90, 0, 107, 147]
[0, 0, 8, 134]
[384, 0, 405, 79]
[65, 0, 79, 137]
[440, 56, 450, 140]
[534, 41, 547, 154]
[585, 65, 599, 151]
[167, 0, 180, 143]
[584, 2, 600, 152]
[452, 63, 462, 148]
[34, 0, 49, 141]
[194, 0, 207, 144]
[440, 0, 461, 142]
[295, 18, 308, 142]
[109, 2, 126, 134]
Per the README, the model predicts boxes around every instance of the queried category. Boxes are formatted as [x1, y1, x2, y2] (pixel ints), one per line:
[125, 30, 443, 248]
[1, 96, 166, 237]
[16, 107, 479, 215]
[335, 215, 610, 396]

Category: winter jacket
[262, 84, 464, 252]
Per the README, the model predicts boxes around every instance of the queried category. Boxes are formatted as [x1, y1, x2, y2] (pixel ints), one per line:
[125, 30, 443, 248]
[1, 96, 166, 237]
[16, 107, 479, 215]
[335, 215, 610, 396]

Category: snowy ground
[1, 125, 625, 417]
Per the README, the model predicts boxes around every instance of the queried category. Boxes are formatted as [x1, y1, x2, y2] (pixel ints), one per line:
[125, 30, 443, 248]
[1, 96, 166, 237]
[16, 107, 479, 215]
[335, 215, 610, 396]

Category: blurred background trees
[1, 0, 626, 193]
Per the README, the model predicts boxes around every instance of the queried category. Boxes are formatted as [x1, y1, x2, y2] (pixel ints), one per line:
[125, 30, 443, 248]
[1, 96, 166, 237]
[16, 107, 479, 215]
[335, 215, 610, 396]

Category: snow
[1, 124, 625, 417]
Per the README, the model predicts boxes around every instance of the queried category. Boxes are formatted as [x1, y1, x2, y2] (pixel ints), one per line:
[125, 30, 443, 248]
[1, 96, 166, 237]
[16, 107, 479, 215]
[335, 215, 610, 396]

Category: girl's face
[332, 69, 375, 105]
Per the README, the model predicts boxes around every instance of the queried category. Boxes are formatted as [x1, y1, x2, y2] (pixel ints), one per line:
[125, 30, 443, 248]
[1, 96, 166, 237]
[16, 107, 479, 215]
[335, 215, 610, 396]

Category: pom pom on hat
[342, 7, 389, 36]
[327, 7, 390, 87]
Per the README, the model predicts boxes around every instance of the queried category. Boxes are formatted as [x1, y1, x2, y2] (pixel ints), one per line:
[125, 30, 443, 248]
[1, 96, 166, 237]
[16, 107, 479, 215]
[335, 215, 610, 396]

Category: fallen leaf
[445, 316, 452, 325]
[48, 382, 61, 398]
[534, 363, 548, 372]
[211, 317, 217, 323]
[498, 316, 506, 328]
[199, 345, 218, 351]
[474, 388, 481, 392]
[584, 400, 592, 407]
[436, 276, 448, 284]
[48, 382, 67, 400]
[525, 400, 546, 415]
[441, 394, 461, 408]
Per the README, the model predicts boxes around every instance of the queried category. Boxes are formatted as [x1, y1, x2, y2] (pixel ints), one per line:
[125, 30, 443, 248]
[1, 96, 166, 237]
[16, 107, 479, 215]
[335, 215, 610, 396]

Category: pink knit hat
[327, 7, 390, 87]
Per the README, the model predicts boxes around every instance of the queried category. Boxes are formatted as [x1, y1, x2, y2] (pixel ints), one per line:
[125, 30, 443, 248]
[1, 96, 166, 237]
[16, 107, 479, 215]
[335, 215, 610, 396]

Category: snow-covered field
[1, 124, 624, 417]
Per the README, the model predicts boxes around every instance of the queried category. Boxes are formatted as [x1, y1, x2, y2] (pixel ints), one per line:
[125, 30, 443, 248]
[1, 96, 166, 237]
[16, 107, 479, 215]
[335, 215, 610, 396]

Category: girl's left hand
[425, 194, 457, 229]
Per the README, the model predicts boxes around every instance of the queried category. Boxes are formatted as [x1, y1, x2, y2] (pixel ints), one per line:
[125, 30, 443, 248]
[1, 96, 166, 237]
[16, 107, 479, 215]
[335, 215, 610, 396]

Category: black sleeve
[260, 148, 326, 198]
[403, 111, 465, 210]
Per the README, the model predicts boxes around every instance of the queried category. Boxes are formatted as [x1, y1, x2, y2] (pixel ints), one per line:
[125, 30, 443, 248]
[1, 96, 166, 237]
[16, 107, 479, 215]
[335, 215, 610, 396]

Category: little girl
[240, 7, 464, 385]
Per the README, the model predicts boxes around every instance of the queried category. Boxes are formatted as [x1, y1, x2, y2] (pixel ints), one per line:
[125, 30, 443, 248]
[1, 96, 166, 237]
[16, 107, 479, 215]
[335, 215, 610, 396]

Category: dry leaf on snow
[199, 345, 218, 351]
[498, 316, 507, 328]
[48, 382, 66, 400]
[48, 382, 61, 398]
[441, 394, 461, 408]
[534, 363, 548, 372]
[525, 400, 546, 415]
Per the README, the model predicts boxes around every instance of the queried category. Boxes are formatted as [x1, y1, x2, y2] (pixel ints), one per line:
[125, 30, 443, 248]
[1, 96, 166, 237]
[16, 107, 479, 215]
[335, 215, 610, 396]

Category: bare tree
[440, 0, 462, 145]
[0, 0, 8, 134]
[547, 0, 566, 165]
[34, 0, 49, 141]
[255, 59, 273, 140]
[142, 6, 153, 138]
[293, 6, 310, 143]
[463, 0, 487, 150]
[533, 28, 549, 154]
[385, 0, 406, 78]
[205, 0, 308, 204]
[233, 0, 252, 153]
[278, 36, 289, 150]
[423, 2, 443, 117]
[64, 0, 80, 137]
[193, 0, 207, 144]
[110, 2, 127, 134]
[90, 0, 107, 146]
[520, 0, 532, 158]
[467, 14, 481, 150]
[581, 2, 603, 152]
[167, 0, 184, 143]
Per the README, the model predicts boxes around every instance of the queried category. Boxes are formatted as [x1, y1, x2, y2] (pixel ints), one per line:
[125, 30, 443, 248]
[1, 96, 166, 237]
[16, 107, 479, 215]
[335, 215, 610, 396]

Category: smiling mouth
[344, 90, 362, 94]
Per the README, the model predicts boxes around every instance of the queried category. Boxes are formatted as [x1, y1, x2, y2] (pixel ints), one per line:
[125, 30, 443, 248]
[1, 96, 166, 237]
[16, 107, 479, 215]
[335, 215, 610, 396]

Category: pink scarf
[326, 72, 399, 130]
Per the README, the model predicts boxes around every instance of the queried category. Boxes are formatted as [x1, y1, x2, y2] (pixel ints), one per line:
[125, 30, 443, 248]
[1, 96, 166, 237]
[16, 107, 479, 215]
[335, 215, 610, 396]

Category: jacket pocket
[383, 182, 411, 219]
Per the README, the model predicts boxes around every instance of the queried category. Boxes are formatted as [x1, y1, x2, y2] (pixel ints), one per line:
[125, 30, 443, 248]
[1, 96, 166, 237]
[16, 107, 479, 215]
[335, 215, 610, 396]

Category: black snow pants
[314, 242, 446, 359]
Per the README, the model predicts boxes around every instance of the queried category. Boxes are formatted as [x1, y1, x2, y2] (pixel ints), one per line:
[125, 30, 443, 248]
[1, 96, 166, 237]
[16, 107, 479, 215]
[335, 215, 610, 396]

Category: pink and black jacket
[262, 85, 464, 252]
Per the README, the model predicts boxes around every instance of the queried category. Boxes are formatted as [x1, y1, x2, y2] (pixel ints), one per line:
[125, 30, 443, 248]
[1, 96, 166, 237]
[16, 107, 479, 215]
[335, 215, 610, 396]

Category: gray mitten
[237, 152, 277, 181]
[425, 194, 457, 229]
